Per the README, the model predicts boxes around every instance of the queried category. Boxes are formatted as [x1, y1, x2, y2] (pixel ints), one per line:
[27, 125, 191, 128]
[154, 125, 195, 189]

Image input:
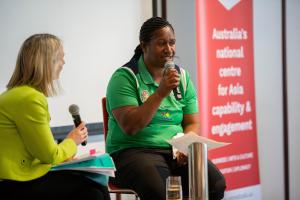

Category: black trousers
[111, 148, 226, 200]
[0, 170, 110, 200]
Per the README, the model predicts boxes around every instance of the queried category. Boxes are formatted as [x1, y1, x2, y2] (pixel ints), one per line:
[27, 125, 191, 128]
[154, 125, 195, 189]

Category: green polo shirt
[106, 56, 198, 154]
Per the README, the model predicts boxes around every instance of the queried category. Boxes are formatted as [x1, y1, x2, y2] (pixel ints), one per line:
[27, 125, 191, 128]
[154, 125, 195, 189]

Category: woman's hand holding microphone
[67, 122, 88, 145]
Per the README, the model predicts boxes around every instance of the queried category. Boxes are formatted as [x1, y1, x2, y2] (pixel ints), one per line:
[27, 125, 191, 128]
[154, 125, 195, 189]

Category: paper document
[55, 168, 115, 177]
[55, 152, 105, 167]
[167, 132, 230, 155]
[51, 153, 116, 177]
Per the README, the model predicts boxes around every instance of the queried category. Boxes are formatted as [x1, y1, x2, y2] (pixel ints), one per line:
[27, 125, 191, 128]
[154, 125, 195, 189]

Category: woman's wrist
[153, 90, 165, 101]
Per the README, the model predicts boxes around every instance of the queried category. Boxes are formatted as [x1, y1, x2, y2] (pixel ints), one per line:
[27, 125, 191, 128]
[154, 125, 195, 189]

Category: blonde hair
[7, 33, 62, 96]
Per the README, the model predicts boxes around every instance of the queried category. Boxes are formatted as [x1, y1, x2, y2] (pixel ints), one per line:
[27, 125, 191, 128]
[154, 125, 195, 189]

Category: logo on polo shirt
[141, 90, 150, 102]
[160, 112, 172, 121]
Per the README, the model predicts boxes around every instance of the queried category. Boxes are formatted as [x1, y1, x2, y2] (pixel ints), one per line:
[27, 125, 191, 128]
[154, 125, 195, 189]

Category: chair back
[101, 97, 139, 200]
[101, 97, 109, 142]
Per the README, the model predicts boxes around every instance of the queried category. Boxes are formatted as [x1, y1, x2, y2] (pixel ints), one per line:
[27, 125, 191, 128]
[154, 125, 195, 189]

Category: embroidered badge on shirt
[160, 112, 172, 121]
[141, 90, 150, 102]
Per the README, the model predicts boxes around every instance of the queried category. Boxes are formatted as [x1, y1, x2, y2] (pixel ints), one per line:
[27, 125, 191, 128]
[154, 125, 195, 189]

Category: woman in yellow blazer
[0, 34, 110, 200]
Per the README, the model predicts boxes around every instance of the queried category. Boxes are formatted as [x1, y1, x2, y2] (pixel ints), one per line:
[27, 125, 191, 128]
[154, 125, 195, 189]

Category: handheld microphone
[68, 104, 87, 146]
[164, 61, 182, 100]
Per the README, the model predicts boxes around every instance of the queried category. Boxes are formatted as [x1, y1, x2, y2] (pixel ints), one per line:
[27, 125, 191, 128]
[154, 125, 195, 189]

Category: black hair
[131, 17, 174, 61]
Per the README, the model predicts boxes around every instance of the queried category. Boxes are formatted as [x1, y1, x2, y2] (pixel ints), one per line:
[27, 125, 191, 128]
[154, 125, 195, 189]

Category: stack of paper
[51, 153, 116, 177]
[167, 132, 230, 155]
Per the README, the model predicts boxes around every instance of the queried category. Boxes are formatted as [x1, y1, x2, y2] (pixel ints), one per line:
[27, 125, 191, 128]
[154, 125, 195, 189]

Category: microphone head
[69, 104, 79, 115]
[164, 60, 175, 69]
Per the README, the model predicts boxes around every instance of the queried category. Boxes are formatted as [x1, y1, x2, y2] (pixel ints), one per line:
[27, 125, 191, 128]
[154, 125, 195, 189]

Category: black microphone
[164, 61, 182, 100]
[68, 104, 87, 146]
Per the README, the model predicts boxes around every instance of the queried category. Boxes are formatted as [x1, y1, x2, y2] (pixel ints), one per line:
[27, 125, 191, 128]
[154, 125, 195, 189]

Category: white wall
[0, 0, 152, 127]
[286, 1, 300, 199]
[167, 0, 197, 83]
[253, 1, 285, 199]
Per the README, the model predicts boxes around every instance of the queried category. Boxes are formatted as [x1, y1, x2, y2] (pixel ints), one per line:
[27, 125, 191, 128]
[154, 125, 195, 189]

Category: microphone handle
[72, 115, 87, 146]
[173, 87, 182, 101]
[173, 65, 182, 101]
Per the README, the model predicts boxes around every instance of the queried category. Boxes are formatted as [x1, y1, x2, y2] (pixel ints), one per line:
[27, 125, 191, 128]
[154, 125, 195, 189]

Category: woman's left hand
[64, 156, 76, 162]
[176, 151, 188, 166]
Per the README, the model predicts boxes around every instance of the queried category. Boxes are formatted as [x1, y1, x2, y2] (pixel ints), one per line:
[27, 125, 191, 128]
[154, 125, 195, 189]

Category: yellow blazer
[0, 85, 76, 181]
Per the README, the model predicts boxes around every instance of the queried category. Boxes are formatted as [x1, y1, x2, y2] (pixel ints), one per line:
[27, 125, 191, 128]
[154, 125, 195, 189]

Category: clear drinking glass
[166, 176, 183, 200]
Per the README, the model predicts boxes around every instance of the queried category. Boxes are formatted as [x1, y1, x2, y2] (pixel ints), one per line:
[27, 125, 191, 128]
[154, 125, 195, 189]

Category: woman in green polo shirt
[106, 17, 226, 200]
[0, 34, 110, 200]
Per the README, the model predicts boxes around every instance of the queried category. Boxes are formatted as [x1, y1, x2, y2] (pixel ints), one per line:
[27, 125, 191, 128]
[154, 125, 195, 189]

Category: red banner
[196, 0, 261, 198]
